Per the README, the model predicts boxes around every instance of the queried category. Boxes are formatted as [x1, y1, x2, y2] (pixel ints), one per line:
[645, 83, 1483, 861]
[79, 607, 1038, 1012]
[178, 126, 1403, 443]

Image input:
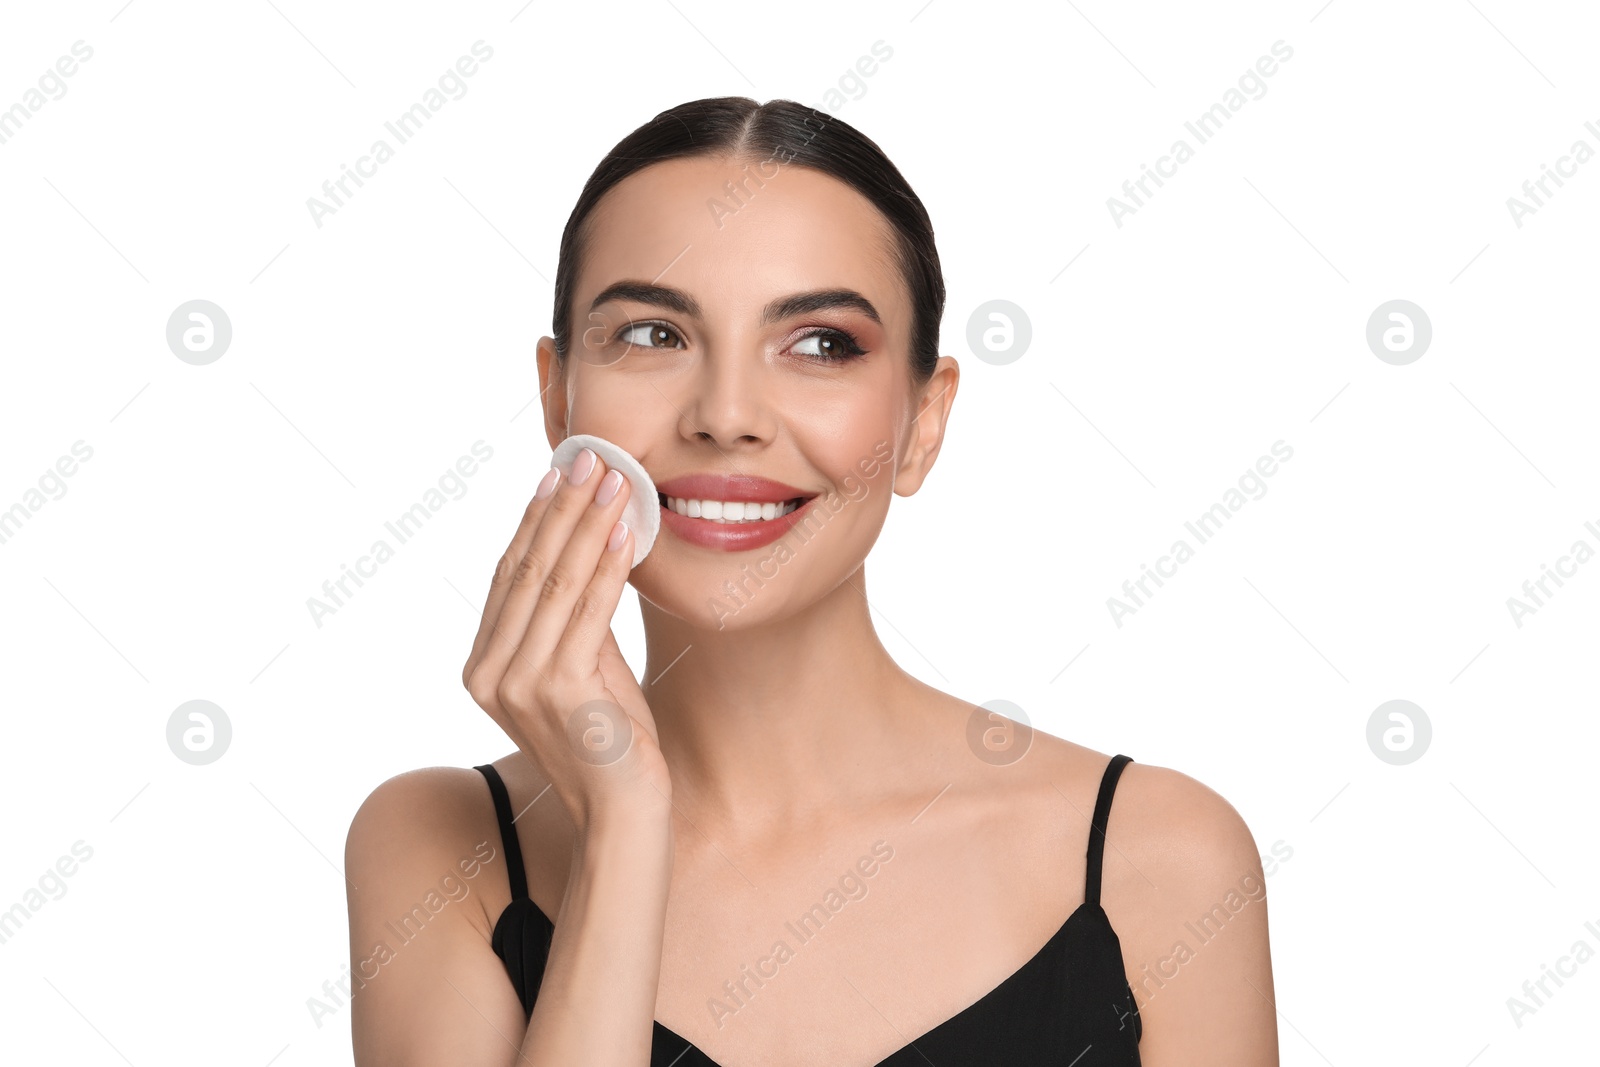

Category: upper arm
[1102, 761, 1279, 1066]
[344, 767, 527, 1066]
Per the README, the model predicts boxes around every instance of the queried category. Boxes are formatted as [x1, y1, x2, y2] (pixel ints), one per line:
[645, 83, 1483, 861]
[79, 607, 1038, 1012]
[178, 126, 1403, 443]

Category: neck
[637, 563, 921, 836]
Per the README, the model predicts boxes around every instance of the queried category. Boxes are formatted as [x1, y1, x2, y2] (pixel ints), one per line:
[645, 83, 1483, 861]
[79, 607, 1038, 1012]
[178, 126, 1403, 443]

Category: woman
[346, 96, 1278, 1066]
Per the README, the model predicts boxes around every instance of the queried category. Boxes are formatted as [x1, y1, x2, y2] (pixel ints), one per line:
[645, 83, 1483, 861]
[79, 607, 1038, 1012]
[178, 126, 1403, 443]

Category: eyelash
[616, 321, 867, 362]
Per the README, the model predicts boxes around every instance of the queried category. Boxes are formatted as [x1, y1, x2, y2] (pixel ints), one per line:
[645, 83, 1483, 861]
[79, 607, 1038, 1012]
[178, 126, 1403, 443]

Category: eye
[792, 328, 866, 362]
[616, 321, 685, 349]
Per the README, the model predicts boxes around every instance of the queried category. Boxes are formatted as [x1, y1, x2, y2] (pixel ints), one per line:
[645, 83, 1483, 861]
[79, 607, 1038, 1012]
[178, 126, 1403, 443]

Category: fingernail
[607, 519, 629, 552]
[535, 467, 560, 499]
[572, 447, 597, 485]
[595, 468, 624, 505]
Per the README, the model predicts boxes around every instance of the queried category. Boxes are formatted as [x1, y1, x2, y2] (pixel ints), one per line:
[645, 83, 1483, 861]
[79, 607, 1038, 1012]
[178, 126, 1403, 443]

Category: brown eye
[618, 322, 685, 349]
[792, 329, 866, 362]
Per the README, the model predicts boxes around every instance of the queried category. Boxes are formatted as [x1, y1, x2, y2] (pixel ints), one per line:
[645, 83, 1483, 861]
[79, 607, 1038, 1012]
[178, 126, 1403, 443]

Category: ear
[893, 355, 959, 497]
[536, 335, 568, 451]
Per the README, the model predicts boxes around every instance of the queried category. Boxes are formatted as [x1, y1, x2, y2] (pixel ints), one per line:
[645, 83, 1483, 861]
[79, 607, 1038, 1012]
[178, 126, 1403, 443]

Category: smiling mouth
[658, 492, 815, 524]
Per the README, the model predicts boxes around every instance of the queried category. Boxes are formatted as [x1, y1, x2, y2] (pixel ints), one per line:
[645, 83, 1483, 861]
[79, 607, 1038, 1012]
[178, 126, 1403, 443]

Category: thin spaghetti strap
[1084, 754, 1134, 907]
[474, 764, 529, 902]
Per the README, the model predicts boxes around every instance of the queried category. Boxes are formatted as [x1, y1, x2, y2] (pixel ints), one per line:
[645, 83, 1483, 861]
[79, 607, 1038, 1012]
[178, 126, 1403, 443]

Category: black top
[473, 755, 1143, 1065]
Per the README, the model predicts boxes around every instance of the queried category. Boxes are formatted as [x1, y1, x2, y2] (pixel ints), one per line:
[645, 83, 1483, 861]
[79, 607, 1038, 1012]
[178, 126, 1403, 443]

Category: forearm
[517, 815, 674, 1065]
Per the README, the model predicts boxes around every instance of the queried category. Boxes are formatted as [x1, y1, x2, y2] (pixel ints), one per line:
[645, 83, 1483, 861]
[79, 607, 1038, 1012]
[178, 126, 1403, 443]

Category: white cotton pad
[550, 433, 659, 568]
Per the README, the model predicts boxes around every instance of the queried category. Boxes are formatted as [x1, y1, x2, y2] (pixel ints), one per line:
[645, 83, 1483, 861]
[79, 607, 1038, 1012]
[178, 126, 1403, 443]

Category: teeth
[665, 496, 801, 523]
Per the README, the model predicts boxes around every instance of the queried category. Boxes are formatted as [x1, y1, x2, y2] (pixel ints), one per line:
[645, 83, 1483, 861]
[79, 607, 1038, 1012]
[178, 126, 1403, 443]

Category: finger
[478, 450, 618, 687]
[462, 466, 564, 681]
[548, 508, 633, 692]
[512, 462, 633, 678]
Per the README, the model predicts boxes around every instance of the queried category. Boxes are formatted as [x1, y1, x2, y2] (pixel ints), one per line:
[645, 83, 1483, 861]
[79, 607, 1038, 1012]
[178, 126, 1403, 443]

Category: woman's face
[538, 154, 954, 631]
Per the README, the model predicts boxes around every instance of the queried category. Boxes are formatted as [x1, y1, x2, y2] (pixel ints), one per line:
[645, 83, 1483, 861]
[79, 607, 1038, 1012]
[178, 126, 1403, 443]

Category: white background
[2, 0, 1597, 1063]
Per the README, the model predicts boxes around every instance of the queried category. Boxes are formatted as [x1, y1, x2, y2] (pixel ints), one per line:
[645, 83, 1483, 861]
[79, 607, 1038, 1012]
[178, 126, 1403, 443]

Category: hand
[462, 448, 671, 833]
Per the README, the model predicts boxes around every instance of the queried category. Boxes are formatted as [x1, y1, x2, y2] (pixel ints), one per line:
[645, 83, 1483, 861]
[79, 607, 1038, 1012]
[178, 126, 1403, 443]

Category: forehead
[574, 154, 904, 319]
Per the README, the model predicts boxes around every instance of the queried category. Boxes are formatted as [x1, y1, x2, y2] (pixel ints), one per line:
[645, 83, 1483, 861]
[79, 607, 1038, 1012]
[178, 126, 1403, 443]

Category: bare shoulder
[342, 762, 532, 1064]
[1092, 755, 1267, 941]
[1013, 734, 1263, 892]
[994, 726, 1278, 1062]
[1108, 759, 1262, 880]
[344, 764, 510, 939]
[1090, 755, 1281, 1066]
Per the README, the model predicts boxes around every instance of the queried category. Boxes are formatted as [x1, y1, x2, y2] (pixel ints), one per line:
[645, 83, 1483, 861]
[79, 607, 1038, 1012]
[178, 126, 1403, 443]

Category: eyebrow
[588, 282, 881, 327]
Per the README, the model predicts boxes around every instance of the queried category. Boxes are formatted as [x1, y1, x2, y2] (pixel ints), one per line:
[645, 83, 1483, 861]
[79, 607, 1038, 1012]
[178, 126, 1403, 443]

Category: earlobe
[891, 433, 934, 498]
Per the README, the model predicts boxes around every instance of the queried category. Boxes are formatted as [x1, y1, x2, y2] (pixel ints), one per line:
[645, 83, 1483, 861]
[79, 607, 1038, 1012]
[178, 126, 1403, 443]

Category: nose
[676, 339, 778, 450]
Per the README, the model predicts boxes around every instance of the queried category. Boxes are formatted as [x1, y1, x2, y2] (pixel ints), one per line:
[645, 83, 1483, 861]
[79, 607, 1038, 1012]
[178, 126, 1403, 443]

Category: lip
[651, 474, 819, 553]
[652, 473, 813, 503]
[658, 494, 817, 551]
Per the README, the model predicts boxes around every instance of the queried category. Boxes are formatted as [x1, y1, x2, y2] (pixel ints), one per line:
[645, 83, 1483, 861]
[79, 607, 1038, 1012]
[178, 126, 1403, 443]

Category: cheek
[790, 358, 901, 446]
[563, 364, 667, 433]
[833, 436, 893, 507]
[807, 393, 899, 498]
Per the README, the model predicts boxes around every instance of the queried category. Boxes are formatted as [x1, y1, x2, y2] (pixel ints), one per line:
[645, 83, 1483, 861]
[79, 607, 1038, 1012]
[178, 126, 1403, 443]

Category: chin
[630, 561, 810, 634]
